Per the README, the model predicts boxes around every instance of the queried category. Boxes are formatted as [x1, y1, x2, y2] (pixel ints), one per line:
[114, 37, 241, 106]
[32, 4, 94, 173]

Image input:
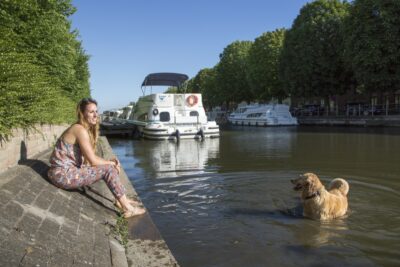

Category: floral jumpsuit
[47, 139, 125, 198]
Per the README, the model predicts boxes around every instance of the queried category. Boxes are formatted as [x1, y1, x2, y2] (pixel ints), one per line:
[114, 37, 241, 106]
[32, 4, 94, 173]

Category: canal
[109, 126, 400, 267]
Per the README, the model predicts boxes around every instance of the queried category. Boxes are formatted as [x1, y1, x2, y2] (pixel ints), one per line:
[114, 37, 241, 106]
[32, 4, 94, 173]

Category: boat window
[160, 112, 170, 122]
[174, 95, 185, 106]
[246, 113, 262, 118]
[190, 111, 199, 116]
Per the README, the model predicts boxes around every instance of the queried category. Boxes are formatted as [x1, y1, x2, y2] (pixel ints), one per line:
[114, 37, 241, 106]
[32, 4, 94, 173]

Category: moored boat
[228, 103, 298, 126]
[128, 73, 220, 140]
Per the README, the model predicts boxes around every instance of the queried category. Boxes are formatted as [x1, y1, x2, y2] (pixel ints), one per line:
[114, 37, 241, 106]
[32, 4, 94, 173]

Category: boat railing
[164, 122, 203, 127]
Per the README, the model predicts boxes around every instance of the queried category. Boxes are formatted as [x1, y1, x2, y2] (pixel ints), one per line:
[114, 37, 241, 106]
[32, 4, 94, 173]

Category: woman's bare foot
[123, 205, 146, 218]
[115, 198, 142, 209]
[117, 195, 146, 218]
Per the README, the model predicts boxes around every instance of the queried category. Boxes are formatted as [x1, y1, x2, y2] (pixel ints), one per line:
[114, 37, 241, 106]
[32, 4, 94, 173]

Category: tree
[344, 0, 400, 93]
[164, 86, 179, 93]
[247, 28, 287, 102]
[190, 70, 207, 94]
[279, 0, 351, 102]
[192, 68, 221, 108]
[216, 40, 253, 105]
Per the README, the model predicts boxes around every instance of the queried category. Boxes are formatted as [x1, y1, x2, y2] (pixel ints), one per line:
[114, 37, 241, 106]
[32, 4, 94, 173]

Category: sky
[70, 0, 311, 112]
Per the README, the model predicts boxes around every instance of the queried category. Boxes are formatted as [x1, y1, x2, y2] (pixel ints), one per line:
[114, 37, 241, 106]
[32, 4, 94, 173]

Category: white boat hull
[228, 118, 297, 126]
[140, 123, 220, 140]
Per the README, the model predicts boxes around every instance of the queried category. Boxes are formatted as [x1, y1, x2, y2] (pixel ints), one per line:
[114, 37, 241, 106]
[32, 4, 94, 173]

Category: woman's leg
[78, 164, 125, 198]
[78, 165, 145, 217]
[50, 165, 145, 217]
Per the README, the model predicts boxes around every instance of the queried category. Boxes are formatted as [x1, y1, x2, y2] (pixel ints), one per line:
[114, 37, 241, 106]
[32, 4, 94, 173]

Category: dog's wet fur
[291, 173, 349, 220]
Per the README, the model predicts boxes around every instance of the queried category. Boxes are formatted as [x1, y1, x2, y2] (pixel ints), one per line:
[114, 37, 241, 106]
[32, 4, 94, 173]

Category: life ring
[152, 108, 159, 116]
[186, 95, 198, 107]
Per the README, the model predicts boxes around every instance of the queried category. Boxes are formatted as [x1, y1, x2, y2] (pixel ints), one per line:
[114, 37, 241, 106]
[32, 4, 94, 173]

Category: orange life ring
[186, 95, 198, 107]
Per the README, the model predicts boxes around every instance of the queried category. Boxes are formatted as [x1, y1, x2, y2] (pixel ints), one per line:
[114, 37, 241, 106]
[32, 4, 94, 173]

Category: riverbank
[297, 114, 400, 127]
[211, 114, 400, 127]
[0, 136, 178, 266]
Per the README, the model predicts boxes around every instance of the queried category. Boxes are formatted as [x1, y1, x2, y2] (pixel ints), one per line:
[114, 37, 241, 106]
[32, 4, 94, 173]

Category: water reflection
[292, 219, 349, 248]
[218, 126, 297, 172]
[222, 126, 296, 157]
[133, 139, 220, 178]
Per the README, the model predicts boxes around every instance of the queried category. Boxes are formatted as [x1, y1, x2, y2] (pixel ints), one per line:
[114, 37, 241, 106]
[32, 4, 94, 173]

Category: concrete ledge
[97, 137, 179, 267]
[0, 136, 178, 267]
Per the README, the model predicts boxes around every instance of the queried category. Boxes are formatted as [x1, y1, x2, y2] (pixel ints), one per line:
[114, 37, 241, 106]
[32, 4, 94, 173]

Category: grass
[114, 214, 129, 248]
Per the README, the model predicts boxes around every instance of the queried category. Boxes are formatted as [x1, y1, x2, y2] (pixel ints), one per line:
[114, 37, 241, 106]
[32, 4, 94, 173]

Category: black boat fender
[198, 129, 204, 140]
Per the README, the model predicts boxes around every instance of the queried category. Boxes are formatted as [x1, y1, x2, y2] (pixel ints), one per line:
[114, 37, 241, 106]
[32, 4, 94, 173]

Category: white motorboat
[228, 103, 298, 126]
[118, 102, 135, 120]
[101, 109, 123, 122]
[129, 73, 220, 140]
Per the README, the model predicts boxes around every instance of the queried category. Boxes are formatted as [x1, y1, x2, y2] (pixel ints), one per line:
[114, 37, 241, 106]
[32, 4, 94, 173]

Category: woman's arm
[74, 125, 116, 167]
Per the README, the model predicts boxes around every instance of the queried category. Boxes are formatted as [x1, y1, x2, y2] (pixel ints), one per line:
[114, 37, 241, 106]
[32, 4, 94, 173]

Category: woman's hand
[111, 157, 120, 166]
[111, 158, 121, 174]
[115, 164, 121, 174]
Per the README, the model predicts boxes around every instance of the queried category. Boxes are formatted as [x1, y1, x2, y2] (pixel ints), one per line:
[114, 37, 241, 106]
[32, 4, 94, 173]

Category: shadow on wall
[18, 141, 51, 180]
[20, 140, 27, 161]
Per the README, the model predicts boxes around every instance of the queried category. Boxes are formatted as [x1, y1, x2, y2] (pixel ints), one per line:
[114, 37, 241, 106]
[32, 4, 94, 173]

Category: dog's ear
[307, 174, 320, 193]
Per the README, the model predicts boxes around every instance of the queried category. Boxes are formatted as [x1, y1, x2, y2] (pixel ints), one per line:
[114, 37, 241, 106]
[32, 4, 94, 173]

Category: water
[109, 126, 400, 267]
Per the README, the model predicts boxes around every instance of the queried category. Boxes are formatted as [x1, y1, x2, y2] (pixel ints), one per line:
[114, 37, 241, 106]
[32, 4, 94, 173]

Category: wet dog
[291, 173, 349, 220]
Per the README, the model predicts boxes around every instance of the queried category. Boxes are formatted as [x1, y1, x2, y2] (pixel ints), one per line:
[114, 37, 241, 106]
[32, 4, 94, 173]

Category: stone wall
[0, 124, 68, 173]
[297, 115, 400, 127]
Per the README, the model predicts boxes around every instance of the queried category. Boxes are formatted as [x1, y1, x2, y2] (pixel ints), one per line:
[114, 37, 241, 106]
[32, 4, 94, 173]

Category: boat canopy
[141, 73, 189, 87]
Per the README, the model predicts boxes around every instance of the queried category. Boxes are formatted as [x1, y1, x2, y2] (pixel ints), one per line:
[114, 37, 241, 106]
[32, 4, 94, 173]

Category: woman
[48, 98, 145, 218]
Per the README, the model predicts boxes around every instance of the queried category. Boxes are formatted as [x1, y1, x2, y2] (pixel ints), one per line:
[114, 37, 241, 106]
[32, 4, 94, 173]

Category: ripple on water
[110, 132, 400, 267]
[138, 170, 399, 267]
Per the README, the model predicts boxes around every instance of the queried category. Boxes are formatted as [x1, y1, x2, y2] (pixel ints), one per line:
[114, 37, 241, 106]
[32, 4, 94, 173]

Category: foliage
[0, 0, 90, 137]
[279, 0, 351, 99]
[164, 86, 179, 93]
[247, 29, 287, 102]
[190, 0, 397, 106]
[0, 50, 75, 136]
[182, 79, 194, 93]
[343, 0, 400, 93]
[189, 71, 204, 93]
[216, 40, 253, 105]
[192, 67, 221, 108]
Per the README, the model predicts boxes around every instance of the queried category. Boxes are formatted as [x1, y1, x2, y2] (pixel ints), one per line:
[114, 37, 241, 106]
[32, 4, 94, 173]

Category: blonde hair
[76, 98, 99, 150]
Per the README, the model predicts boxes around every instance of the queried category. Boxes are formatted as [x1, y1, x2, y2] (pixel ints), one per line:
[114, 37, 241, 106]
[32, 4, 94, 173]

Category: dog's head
[291, 172, 323, 193]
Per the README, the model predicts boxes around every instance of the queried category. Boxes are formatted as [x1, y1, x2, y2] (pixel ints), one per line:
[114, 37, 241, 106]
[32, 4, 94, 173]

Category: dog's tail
[328, 178, 349, 196]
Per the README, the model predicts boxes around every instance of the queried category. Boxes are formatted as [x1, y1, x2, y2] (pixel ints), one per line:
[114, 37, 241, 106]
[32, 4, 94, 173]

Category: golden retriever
[291, 172, 349, 220]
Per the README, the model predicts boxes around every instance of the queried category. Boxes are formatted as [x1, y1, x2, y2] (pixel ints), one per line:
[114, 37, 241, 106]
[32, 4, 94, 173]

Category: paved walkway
[0, 137, 178, 267]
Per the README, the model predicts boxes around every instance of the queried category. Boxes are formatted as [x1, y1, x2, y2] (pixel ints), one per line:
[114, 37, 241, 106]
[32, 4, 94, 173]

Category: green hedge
[0, 0, 90, 138]
[0, 50, 76, 137]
